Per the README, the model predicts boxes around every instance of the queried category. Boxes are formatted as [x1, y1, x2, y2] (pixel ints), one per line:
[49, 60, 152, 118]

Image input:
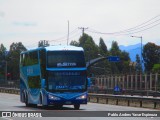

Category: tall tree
[7, 42, 27, 80]
[135, 54, 141, 73]
[109, 41, 130, 74]
[93, 38, 110, 75]
[99, 37, 108, 55]
[79, 34, 91, 47]
[79, 33, 99, 61]
[120, 51, 130, 74]
[142, 42, 160, 72]
[109, 41, 121, 74]
[0, 44, 7, 80]
[110, 41, 120, 55]
[0, 44, 7, 60]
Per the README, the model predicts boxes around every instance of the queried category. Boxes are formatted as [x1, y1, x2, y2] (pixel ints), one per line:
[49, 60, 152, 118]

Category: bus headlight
[76, 94, 87, 100]
[48, 94, 61, 100]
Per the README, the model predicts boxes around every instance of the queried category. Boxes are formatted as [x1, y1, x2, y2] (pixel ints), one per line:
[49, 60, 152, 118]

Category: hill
[119, 43, 142, 62]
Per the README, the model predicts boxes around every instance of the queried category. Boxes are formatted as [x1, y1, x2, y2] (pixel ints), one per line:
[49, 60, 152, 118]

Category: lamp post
[131, 36, 143, 72]
[131, 36, 144, 92]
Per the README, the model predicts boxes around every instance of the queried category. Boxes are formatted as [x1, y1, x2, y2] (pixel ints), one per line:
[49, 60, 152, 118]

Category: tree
[120, 51, 130, 74]
[99, 37, 108, 55]
[93, 38, 110, 75]
[110, 41, 121, 55]
[142, 42, 160, 72]
[135, 54, 141, 73]
[152, 64, 160, 73]
[109, 41, 130, 74]
[0, 44, 7, 80]
[79, 34, 91, 47]
[0, 44, 7, 60]
[70, 40, 79, 46]
[109, 41, 120, 74]
[79, 33, 99, 61]
[7, 42, 27, 80]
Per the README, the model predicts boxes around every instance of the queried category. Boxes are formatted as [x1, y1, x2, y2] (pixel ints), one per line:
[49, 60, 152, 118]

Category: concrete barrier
[0, 87, 20, 95]
[88, 93, 160, 109]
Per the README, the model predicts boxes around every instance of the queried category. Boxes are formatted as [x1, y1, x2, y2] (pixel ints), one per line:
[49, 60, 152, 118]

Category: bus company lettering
[57, 62, 77, 67]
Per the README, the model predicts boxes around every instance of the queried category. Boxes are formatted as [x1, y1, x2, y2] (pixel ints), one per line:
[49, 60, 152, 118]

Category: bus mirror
[41, 79, 46, 88]
[87, 78, 91, 87]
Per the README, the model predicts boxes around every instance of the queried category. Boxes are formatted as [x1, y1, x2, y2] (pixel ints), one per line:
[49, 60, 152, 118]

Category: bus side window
[28, 76, 41, 88]
[20, 54, 23, 66]
[29, 51, 38, 65]
[39, 49, 46, 79]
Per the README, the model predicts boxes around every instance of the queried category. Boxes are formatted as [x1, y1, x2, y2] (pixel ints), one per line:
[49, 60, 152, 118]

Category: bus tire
[40, 94, 48, 109]
[74, 104, 80, 110]
[25, 93, 29, 107]
[24, 93, 36, 107]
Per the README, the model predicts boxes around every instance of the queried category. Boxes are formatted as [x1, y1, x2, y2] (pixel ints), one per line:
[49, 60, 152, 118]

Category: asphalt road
[0, 93, 159, 120]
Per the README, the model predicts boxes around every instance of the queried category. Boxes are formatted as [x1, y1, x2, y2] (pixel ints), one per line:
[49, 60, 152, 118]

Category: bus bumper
[48, 99, 87, 105]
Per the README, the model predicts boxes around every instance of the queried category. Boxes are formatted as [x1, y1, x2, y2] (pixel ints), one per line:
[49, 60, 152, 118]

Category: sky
[0, 0, 160, 50]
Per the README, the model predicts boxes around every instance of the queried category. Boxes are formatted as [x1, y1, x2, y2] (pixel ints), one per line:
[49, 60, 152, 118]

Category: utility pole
[78, 27, 88, 35]
[67, 20, 69, 45]
[131, 36, 143, 72]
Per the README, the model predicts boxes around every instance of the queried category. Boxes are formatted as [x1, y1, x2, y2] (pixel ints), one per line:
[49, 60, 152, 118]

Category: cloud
[12, 21, 37, 27]
[0, 11, 5, 17]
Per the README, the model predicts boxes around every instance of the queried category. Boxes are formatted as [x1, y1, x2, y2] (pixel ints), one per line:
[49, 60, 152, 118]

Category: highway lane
[0, 93, 160, 120]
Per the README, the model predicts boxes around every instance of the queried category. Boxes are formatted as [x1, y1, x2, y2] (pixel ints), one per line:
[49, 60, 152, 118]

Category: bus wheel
[25, 94, 29, 107]
[74, 104, 80, 110]
[40, 95, 48, 109]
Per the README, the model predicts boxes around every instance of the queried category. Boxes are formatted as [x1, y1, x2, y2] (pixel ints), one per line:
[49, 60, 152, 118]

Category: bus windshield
[47, 51, 85, 68]
[47, 71, 87, 92]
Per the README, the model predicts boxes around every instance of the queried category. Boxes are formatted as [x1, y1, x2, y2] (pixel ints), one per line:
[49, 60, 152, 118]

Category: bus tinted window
[47, 71, 86, 91]
[28, 76, 40, 88]
[47, 51, 85, 68]
[39, 49, 46, 78]
[23, 51, 38, 66]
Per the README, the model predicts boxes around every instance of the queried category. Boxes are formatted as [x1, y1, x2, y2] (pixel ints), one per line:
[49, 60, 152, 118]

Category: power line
[25, 28, 79, 48]
[87, 15, 160, 35]
[49, 28, 78, 42]
[116, 22, 160, 36]
[113, 15, 160, 34]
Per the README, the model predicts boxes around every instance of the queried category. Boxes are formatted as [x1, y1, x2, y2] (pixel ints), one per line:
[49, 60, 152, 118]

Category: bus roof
[21, 45, 84, 54]
[45, 45, 84, 51]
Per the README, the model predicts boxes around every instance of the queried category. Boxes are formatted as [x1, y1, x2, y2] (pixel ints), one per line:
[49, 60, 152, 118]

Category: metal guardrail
[0, 87, 160, 109]
[88, 87, 160, 97]
[0, 87, 20, 94]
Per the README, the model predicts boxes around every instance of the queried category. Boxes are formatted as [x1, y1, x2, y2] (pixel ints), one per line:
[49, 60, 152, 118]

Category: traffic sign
[114, 85, 120, 92]
[107, 56, 120, 62]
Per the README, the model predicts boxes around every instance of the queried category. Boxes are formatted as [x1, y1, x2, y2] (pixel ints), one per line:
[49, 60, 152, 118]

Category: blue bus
[20, 45, 88, 109]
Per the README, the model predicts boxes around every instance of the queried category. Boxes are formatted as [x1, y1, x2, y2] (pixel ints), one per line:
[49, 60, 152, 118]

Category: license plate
[65, 101, 72, 104]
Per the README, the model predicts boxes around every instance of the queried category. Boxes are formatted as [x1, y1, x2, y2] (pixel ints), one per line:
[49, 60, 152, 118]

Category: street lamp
[131, 36, 143, 72]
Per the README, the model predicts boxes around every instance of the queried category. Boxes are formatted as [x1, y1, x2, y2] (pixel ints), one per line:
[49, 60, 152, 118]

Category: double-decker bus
[20, 45, 88, 109]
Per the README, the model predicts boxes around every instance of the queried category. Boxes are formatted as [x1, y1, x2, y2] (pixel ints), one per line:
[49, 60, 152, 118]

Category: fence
[89, 73, 160, 96]
[0, 79, 19, 89]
